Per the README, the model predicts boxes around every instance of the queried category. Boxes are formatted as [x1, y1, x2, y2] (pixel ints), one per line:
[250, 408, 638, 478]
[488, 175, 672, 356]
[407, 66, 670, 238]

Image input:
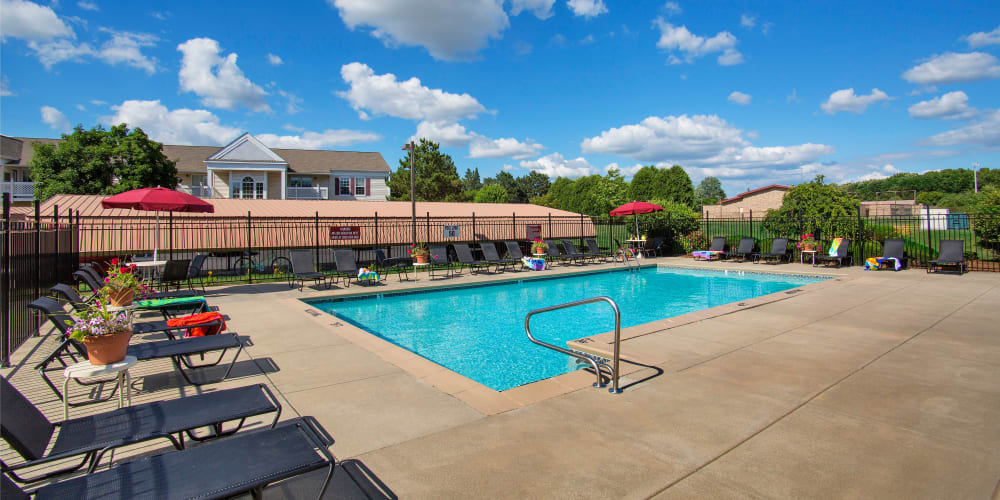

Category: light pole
[402, 141, 416, 245]
[973, 162, 980, 193]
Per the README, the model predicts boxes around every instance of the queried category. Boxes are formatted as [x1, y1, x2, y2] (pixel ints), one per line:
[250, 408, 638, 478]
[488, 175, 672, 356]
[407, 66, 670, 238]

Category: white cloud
[902, 52, 1000, 85]
[728, 91, 751, 105]
[0, 0, 74, 41]
[40, 105, 70, 132]
[337, 62, 487, 122]
[604, 162, 644, 177]
[740, 14, 756, 28]
[75, 103, 85, 111]
[413, 120, 472, 147]
[105, 99, 242, 145]
[654, 19, 743, 66]
[177, 38, 271, 112]
[852, 164, 900, 182]
[908, 91, 977, 120]
[580, 34, 595, 45]
[921, 109, 1000, 147]
[150, 11, 170, 21]
[567, 0, 607, 18]
[820, 88, 890, 114]
[550, 33, 567, 45]
[90, 99, 106, 106]
[77, 1, 97, 11]
[580, 114, 834, 176]
[267, 53, 283, 65]
[786, 88, 801, 103]
[256, 130, 380, 149]
[277, 90, 302, 114]
[27, 39, 93, 68]
[329, 0, 509, 61]
[469, 135, 543, 159]
[282, 124, 305, 132]
[0, 76, 13, 96]
[509, 0, 555, 19]
[96, 30, 158, 74]
[662, 2, 681, 16]
[965, 25, 1000, 48]
[519, 152, 596, 178]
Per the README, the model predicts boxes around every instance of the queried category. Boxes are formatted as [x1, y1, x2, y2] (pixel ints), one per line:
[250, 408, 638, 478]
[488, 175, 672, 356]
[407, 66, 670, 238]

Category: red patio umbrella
[610, 201, 664, 239]
[102, 187, 214, 260]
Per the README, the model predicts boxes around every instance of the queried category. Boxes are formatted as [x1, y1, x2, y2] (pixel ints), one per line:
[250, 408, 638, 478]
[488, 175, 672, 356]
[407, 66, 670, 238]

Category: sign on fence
[526, 224, 542, 240]
[329, 226, 361, 240]
[443, 225, 460, 238]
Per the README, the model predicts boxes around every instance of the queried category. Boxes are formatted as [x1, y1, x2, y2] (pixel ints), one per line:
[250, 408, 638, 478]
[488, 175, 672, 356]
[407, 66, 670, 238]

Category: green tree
[628, 165, 695, 207]
[663, 165, 695, 208]
[387, 139, 464, 202]
[462, 168, 482, 192]
[473, 183, 511, 203]
[484, 171, 527, 203]
[29, 124, 177, 200]
[762, 176, 860, 240]
[518, 170, 551, 201]
[694, 176, 726, 204]
[592, 168, 630, 216]
[972, 186, 1000, 250]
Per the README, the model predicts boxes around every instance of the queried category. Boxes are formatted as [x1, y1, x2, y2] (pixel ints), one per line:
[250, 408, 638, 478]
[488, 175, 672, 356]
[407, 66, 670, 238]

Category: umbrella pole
[634, 214, 639, 238]
[154, 212, 160, 261]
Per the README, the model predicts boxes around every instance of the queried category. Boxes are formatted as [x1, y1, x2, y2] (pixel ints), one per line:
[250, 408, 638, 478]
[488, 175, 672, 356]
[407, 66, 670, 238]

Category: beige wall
[266, 172, 282, 200]
[330, 173, 390, 201]
[703, 188, 788, 218]
[210, 170, 229, 198]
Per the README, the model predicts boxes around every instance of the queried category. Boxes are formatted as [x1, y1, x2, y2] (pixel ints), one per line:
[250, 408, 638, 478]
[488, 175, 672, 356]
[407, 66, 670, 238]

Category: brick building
[702, 184, 791, 218]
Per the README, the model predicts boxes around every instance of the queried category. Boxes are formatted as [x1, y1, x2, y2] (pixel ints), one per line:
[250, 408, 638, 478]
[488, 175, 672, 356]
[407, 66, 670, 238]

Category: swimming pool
[306, 267, 827, 391]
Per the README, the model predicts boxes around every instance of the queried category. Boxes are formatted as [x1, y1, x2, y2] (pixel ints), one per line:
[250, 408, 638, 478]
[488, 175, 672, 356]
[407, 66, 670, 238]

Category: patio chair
[815, 238, 852, 268]
[428, 245, 454, 279]
[584, 238, 614, 262]
[730, 237, 755, 262]
[187, 253, 208, 292]
[452, 243, 492, 274]
[288, 250, 331, 291]
[927, 239, 966, 274]
[75, 267, 198, 301]
[560, 239, 590, 264]
[28, 297, 245, 400]
[374, 248, 411, 281]
[755, 238, 791, 264]
[157, 259, 192, 292]
[646, 237, 666, 257]
[880, 239, 906, 271]
[1, 377, 281, 484]
[6, 419, 337, 500]
[544, 241, 569, 266]
[504, 241, 531, 270]
[481, 242, 517, 272]
[333, 248, 378, 287]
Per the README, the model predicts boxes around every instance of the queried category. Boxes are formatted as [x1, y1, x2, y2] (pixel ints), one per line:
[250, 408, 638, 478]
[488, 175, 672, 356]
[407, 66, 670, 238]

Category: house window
[191, 174, 207, 186]
[234, 175, 265, 199]
[289, 176, 312, 187]
[354, 177, 366, 196]
[339, 178, 351, 196]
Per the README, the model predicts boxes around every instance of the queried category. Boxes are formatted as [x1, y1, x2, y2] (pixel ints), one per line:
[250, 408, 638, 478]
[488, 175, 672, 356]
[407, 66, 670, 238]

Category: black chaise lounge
[452, 243, 492, 274]
[3, 419, 336, 500]
[333, 248, 377, 287]
[374, 248, 411, 281]
[695, 236, 726, 260]
[504, 241, 531, 270]
[1, 377, 280, 483]
[560, 240, 590, 264]
[288, 249, 331, 291]
[28, 297, 245, 401]
[878, 238, 906, 271]
[428, 245, 453, 278]
[731, 237, 755, 262]
[481, 242, 517, 272]
[756, 238, 791, 264]
[927, 239, 966, 274]
[74, 267, 197, 302]
[815, 238, 852, 268]
[584, 238, 614, 262]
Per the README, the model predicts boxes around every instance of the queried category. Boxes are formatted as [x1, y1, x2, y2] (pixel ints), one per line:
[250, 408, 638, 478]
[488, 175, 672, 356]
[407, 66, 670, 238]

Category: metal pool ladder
[524, 296, 622, 394]
[616, 248, 640, 273]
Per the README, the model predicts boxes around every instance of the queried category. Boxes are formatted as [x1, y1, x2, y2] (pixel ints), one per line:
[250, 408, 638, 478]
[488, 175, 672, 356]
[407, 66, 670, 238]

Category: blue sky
[1, 0, 998, 196]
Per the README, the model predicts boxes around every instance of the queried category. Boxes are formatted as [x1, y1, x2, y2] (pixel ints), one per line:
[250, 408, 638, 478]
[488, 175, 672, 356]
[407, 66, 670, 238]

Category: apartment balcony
[176, 184, 212, 198]
[286, 186, 328, 200]
[0, 181, 35, 202]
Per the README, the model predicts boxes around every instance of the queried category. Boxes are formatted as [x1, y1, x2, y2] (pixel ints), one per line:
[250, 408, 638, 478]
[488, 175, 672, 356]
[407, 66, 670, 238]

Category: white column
[281, 169, 287, 200]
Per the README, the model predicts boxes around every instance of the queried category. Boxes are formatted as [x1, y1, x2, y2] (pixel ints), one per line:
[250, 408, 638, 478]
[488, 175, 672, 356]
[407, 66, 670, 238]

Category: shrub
[676, 230, 711, 253]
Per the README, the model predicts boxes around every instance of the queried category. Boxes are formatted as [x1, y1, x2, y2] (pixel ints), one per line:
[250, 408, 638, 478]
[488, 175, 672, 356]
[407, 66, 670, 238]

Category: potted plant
[676, 230, 711, 255]
[66, 296, 132, 365]
[797, 234, 821, 252]
[531, 238, 549, 256]
[102, 258, 147, 306]
[410, 243, 431, 264]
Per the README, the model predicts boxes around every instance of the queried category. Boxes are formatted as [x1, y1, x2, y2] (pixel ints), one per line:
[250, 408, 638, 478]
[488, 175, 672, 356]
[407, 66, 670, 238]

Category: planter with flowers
[68, 296, 132, 365]
[797, 234, 821, 253]
[531, 238, 549, 256]
[410, 243, 431, 264]
[102, 258, 148, 306]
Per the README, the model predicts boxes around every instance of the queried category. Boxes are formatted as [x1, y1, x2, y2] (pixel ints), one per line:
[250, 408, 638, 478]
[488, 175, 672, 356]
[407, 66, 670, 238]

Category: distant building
[1, 132, 392, 204]
[858, 199, 926, 217]
[702, 184, 791, 218]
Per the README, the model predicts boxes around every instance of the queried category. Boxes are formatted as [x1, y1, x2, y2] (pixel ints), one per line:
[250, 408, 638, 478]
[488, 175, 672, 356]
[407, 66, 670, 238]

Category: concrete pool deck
[3, 257, 999, 498]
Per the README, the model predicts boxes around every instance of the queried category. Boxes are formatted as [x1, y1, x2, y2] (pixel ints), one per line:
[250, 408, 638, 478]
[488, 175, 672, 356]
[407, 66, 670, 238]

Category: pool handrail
[524, 296, 622, 394]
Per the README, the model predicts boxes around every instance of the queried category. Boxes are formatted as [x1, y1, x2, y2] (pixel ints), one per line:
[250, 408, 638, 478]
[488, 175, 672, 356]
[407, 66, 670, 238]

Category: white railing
[286, 186, 329, 200]
[0, 181, 35, 201]
[176, 184, 212, 198]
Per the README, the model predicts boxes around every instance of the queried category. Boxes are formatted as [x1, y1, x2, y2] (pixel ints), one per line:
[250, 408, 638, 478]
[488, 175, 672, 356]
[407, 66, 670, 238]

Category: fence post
[246, 211, 253, 284]
[547, 213, 552, 239]
[749, 209, 754, 241]
[374, 211, 379, 253]
[53, 205, 60, 284]
[314, 211, 320, 268]
[855, 207, 862, 266]
[34, 200, 40, 307]
[471, 212, 475, 242]
[580, 213, 584, 247]
[169, 211, 174, 260]
[512, 212, 516, 240]
[426, 212, 431, 243]
[2, 193, 10, 366]
[925, 205, 932, 266]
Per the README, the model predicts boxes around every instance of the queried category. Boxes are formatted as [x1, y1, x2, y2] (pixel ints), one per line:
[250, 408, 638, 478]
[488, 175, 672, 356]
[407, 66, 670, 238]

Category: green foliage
[628, 165, 695, 208]
[591, 168, 630, 216]
[462, 168, 482, 192]
[842, 168, 1000, 200]
[473, 183, 511, 203]
[762, 177, 860, 240]
[676, 230, 711, 253]
[973, 186, 1000, 250]
[388, 139, 464, 202]
[518, 170, 551, 201]
[484, 171, 525, 202]
[29, 124, 177, 200]
[694, 176, 726, 205]
[642, 200, 699, 252]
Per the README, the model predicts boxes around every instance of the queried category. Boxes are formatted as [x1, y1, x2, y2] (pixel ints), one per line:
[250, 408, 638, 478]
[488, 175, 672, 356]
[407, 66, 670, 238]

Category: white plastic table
[801, 250, 818, 265]
[62, 355, 137, 421]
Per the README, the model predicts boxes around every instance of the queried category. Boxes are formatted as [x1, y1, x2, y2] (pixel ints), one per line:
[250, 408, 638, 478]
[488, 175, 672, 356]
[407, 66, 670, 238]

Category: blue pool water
[306, 267, 826, 391]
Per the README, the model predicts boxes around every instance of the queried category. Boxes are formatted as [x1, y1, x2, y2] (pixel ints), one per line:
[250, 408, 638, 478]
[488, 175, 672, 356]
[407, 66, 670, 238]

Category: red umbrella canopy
[101, 187, 214, 213]
[609, 201, 663, 216]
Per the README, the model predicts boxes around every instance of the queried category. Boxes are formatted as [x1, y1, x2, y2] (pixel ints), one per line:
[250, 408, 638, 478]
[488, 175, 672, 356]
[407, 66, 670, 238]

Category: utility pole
[402, 141, 417, 244]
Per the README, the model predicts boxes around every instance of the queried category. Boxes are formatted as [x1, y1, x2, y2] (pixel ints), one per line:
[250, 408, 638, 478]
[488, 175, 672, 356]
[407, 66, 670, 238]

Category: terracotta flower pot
[106, 288, 135, 307]
[82, 329, 132, 365]
[414, 254, 429, 264]
[801, 244, 816, 252]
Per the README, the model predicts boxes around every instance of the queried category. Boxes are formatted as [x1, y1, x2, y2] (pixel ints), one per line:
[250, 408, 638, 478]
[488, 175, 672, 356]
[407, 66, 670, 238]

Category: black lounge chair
[1, 377, 280, 483]
[427, 245, 453, 278]
[374, 248, 411, 281]
[481, 242, 516, 272]
[187, 253, 209, 292]
[927, 239, 966, 274]
[333, 248, 378, 286]
[74, 267, 197, 301]
[756, 238, 791, 264]
[157, 259, 192, 292]
[694, 236, 726, 260]
[28, 297, 245, 401]
[288, 249, 331, 290]
[560, 239, 590, 264]
[731, 237, 755, 262]
[545, 241, 569, 266]
[645, 236, 666, 257]
[504, 241, 531, 270]
[815, 238, 852, 268]
[877, 238, 906, 271]
[6, 418, 337, 500]
[584, 238, 614, 262]
[452, 243, 492, 274]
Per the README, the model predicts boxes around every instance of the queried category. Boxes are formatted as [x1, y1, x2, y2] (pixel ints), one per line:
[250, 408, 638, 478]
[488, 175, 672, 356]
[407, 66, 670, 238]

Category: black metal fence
[2, 196, 79, 366]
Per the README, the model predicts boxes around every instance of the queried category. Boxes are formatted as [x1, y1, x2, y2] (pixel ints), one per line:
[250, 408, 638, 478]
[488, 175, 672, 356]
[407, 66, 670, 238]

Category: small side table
[63, 355, 137, 421]
[801, 250, 818, 266]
